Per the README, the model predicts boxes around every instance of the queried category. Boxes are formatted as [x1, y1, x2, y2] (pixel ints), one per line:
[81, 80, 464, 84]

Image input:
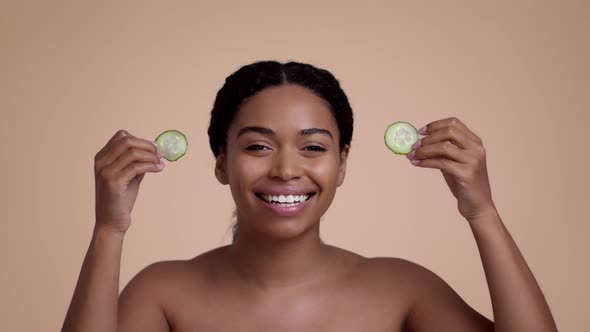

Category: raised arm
[61, 130, 168, 332]
[405, 117, 557, 331]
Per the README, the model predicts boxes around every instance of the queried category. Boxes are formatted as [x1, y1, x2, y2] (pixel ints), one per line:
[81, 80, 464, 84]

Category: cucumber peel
[384, 121, 419, 155]
[155, 130, 188, 162]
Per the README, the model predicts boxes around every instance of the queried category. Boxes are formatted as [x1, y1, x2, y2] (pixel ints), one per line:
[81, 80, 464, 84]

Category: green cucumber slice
[384, 121, 419, 155]
[155, 130, 188, 162]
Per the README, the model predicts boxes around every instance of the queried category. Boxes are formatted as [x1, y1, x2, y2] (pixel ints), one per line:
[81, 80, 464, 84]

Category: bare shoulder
[363, 256, 493, 330]
[123, 246, 226, 292]
[358, 256, 472, 306]
[347, 256, 435, 303]
[117, 248, 226, 330]
[361, 256, 426, 273]
[362, 256, 446, 285]
[358, 256, 493, 330]
[119, 246, 227, 310]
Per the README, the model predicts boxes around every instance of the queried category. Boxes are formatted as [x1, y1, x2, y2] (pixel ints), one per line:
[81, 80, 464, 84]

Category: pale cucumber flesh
[155, 130, 188, 162]
[384, 121, 419, 155]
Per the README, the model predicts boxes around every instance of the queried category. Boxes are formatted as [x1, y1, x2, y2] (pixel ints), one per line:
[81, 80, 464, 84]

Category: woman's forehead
[232, 85, 337, 131]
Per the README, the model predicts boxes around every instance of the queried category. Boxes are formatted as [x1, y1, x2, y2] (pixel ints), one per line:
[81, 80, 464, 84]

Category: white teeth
[260, 193, 311, 204]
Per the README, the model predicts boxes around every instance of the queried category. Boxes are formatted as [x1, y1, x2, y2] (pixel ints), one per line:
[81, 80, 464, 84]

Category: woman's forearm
[61, 225, 125, 332]
[468, 209, 558, 331]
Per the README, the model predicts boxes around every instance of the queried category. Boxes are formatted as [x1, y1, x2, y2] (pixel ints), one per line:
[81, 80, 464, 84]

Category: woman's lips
[255, 193, 315, 217]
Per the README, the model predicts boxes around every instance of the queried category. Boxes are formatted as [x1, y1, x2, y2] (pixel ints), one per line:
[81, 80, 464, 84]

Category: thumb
[136, 173, 145, 185]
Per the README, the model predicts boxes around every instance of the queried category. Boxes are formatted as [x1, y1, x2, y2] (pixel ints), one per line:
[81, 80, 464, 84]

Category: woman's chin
[237, 218, 319, 243]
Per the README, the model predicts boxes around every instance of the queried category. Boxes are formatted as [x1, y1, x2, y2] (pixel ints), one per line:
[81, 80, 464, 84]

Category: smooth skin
[62, 85, 557, 332]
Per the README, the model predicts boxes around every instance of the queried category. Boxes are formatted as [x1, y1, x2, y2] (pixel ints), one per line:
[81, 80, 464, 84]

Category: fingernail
[406, 151, 416, 159]
[412, 140, 422, 149]
[152, 141, 158, 147]
[419, 126, 427, 134]
[156, 147, 164, 158]
[159, 158, 166, 168]
[411, 159, 421, 165]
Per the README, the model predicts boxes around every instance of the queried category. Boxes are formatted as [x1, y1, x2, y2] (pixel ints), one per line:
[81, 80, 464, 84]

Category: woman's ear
[337, 145, 350, 187]
[215, 152, 229, 185]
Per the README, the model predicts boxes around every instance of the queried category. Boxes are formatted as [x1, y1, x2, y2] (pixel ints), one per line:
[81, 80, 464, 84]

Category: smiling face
[216, 84, 350, 241]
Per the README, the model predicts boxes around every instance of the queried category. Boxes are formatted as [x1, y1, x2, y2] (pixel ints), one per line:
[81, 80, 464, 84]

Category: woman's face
[217, 84, 349, 241]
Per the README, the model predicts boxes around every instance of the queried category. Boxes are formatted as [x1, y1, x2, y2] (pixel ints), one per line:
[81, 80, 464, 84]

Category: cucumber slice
[155, 130, 188, 162]
[384, 121, 419, 155]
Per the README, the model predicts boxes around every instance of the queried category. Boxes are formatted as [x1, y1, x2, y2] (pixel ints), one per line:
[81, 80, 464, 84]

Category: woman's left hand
[407, 117, 497, 222]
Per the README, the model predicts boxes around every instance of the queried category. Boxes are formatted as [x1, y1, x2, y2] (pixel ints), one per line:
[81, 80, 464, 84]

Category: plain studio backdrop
[1, 1, 588, 330]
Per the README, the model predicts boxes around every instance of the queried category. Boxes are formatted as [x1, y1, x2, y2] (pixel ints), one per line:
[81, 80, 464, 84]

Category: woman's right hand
[94, 130, 165, 233]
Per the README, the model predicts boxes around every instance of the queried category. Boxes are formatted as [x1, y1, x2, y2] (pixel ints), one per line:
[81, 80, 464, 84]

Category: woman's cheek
[307, 157, 340, 184]
[233, 155, 269, 182]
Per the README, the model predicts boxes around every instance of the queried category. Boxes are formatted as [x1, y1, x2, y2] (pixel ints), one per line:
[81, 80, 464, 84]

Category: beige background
[1, 1, 588, 330]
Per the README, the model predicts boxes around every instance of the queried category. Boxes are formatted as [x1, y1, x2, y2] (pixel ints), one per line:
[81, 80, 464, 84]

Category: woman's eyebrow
[237, 126, 275, 138]
[236, 126, 333, 142]
[299, 128, 333, 142]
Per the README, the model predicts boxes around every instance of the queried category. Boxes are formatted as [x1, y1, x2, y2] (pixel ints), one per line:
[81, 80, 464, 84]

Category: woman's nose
[269, 148, 303, 181]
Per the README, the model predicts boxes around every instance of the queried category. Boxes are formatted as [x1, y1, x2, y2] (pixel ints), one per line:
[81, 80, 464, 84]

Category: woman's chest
[165, 282, 409, 332]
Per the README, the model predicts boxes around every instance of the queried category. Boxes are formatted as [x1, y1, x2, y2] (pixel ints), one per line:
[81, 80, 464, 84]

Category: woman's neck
[226, 223, 333, 291]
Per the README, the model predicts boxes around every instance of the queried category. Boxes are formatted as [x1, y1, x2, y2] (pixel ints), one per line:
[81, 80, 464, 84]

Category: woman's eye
[245, 144, 269, 151]
[304, 145, 326, 152]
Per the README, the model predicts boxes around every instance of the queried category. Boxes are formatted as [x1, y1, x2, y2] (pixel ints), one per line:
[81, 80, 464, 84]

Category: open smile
[254, 192, 317, 216]
[254, 193, 316, 206]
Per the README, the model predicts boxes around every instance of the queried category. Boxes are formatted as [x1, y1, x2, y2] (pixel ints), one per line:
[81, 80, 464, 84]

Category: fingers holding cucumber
[95, 131, 162, 173]
[93, 130, 188, 233]
[94, 130, 166, 232]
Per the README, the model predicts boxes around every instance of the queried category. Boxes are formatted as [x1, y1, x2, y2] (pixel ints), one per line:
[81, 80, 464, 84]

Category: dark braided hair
[207, 60, 354, 242]
[208, 60, 353, 157]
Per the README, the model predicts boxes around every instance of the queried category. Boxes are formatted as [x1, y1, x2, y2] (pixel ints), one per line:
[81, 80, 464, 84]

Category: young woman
[62, 61, 557, 331]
